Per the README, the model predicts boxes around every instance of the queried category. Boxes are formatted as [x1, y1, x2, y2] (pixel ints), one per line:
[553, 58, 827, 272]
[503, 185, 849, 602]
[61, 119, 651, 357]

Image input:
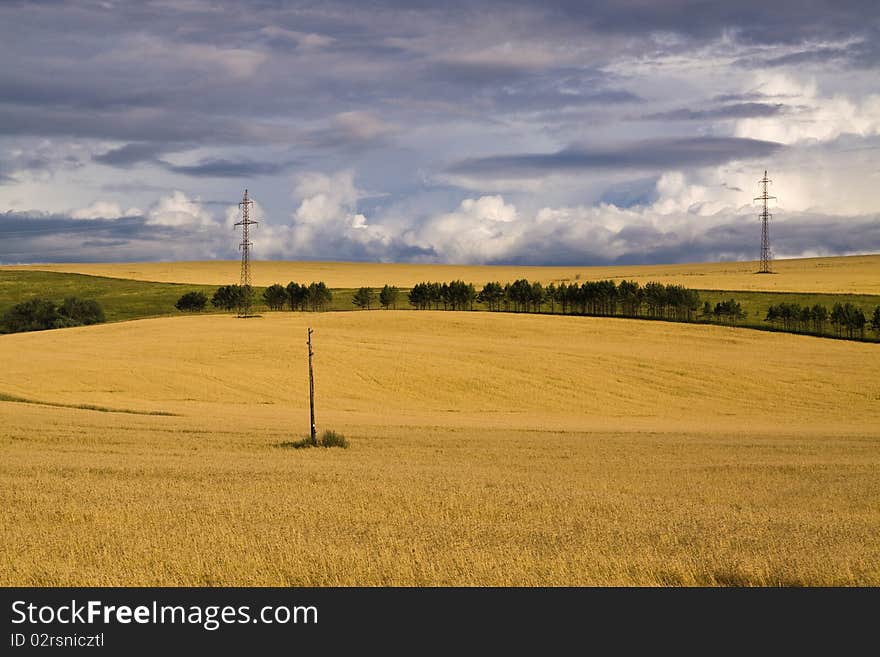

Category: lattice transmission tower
[234, 188, 258, 316]
[754, 170, 775, 274]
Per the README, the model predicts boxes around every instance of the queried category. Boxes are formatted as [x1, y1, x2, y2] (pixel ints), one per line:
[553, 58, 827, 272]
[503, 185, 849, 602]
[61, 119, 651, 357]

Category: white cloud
[147, 191, 215, 227]
[292, 171, 362, 224]
[736, 72, 880, 144]
[71, 200, 141, 220]
[239, 171, 392, 260]
[412, 195, 522, 263]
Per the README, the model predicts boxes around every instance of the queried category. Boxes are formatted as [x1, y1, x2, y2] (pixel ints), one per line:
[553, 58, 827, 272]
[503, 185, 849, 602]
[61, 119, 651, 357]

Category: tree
[557, 282, 573, 314]
[530, 281, 545, 312]
[427, 282, 442, 310]
[1, 298, 59, 332]
[352, 286, 376, 310]
[618, 280, 642, 316]
[508, 279, 531, 312]
[379, 285, 399, 309]
[871, 306, 880, 336]
[443, 280, 476, 310]
[212, 285, 241, 311]
[714, 298, 746, 324]
[307, 281, 332, 311]
[811, 304, 828, 334]
[643, 282, 666, 318]
[409, 282, 430, 310]
[597, 279, 617, 315]
[478, 282, 504, 311]
[286, 282, 308, 311]
[701, 300, 713, 320]
[262, 284, 288, 311]
[211, 284, 252, 313]
[58, 297, 105, 325]
[831, 302, 866, 338]
[175, 291, 208, 312]
[546, 283, 558, 313]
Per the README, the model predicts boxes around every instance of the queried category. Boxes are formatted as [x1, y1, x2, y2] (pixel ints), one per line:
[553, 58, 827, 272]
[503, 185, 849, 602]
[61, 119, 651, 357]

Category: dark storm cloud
[644, 103, 786, 121]
[530, 0, 878, 47]
[0, 211, 147, 262]
[159, 158, 298, 178]
[597, 177, 659, 207]
[93, 143, 298, 178]
[93, 143, 173, 167]
[482, 214, 880, 266]
[1, 1, 873, 134]
[0, 104, 260, 143]
[1, 0, 877, 265]
[0, 210, 234, 263]
[618, 215, 880, 266]
[712, 92, 775, 103]
[449, 137, 784, 178]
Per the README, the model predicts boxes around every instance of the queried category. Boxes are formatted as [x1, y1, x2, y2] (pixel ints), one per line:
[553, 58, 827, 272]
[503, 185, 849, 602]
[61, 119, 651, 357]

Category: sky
[1, 0, 879, 265]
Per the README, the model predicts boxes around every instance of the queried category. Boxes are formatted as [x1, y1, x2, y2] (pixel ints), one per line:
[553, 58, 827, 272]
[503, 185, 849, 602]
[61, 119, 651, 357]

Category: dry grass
[1, 312, 878, 585]
[4, 253, 880, 293]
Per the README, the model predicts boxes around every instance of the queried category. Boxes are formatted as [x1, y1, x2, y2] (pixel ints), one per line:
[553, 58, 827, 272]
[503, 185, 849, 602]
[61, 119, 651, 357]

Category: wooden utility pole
[307, 328, 316, 444]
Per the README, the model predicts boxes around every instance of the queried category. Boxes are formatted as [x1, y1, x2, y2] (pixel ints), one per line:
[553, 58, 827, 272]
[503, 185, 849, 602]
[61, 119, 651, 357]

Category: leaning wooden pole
[307, 328, 316, 444]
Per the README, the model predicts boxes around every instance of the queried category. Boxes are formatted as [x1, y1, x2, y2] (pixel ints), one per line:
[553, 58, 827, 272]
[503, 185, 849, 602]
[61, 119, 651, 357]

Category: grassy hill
[0, 271, 217, 323]
[1, 270, 878, 340]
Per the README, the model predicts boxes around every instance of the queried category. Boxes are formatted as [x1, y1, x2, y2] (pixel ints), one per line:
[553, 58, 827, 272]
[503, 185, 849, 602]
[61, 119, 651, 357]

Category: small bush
[278, 430, 348, 450]
[279, 436, 317, 449]
[59, 297, 105, 325]
[320, 430, 348, 448]
[175, 291, 208, 312]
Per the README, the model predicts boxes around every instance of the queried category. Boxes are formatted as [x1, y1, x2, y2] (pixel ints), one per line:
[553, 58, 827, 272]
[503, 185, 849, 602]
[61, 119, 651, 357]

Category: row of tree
[0, 297, 105, 333]
[765, 302, 878, 338]
[173, 280, 880, 341]
[407, 279, 709, 322]
[175, 283, 335, 314]
[262, 282, 333, 312]
[409, 281, 477, 310]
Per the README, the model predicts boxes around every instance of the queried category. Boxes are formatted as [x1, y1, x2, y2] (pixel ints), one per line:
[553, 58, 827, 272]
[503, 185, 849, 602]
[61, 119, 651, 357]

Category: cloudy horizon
[1, 0, 879, 265]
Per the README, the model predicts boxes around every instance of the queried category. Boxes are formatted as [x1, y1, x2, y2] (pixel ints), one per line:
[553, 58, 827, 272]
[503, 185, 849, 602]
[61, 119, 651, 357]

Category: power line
[233, 188, 257, 316]
[754, 170, 776, 274]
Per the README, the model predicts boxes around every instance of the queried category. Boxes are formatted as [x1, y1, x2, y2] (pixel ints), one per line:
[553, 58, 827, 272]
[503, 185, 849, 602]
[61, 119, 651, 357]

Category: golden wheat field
[1, 311, 878, 586]
[5, 253, 880, 293]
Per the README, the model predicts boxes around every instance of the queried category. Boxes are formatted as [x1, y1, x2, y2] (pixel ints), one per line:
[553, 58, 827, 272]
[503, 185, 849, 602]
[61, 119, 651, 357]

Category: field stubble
[1, 312, 878, 585]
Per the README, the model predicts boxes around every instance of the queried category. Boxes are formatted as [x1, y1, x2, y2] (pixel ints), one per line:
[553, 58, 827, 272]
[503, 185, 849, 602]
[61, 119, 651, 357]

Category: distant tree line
[404, 279, 709, 322]
[168, 277, 880, 343]
[0, 297, 105, 333]
[765, 302, 871, 338]
[175, 282, 335, 314]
